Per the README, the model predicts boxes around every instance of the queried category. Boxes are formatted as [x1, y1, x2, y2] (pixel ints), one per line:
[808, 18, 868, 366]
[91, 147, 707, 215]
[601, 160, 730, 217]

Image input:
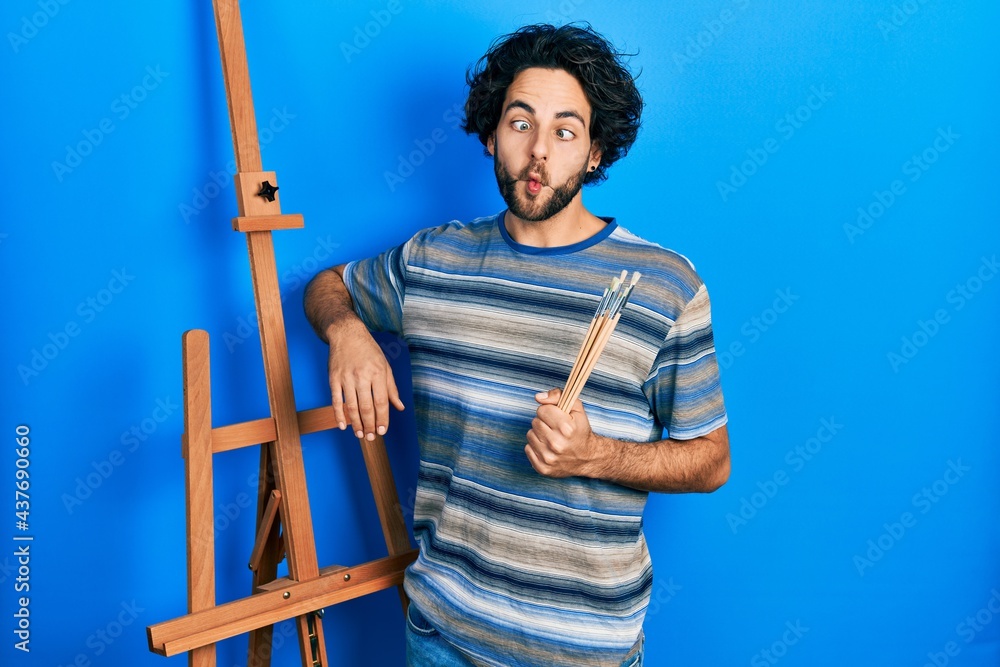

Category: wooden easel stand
[146, 2, 416, 665]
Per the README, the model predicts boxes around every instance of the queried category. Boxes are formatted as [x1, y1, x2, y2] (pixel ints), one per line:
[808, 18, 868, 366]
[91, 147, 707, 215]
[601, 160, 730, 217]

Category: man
[304, 23, 729, 667]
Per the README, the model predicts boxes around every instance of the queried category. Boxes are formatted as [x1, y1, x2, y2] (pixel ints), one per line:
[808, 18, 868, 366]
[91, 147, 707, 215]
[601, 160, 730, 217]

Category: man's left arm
[525, 388, 730, 493]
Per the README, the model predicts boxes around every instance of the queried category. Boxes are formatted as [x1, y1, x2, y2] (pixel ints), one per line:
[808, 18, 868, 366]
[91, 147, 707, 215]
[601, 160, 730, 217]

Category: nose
[530, 131, 550, 162]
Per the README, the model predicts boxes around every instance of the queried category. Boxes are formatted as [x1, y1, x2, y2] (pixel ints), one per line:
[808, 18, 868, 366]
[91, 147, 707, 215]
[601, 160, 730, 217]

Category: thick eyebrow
[554, 110, 587, 127]
[504, 100, 535, 116]
[503, 99, 587, 128]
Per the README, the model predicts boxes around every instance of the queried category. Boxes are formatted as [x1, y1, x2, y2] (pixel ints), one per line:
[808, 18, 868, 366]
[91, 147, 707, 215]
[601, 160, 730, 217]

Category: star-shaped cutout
[257, 180, 279, 202]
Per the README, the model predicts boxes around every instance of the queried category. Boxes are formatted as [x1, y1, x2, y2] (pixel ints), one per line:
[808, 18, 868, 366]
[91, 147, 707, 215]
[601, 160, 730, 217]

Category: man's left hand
[525, 388, 603, 478]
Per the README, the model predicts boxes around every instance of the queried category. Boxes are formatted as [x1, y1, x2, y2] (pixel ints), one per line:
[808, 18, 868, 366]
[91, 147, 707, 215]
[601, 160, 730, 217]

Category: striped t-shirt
[343, 211, 727, 667]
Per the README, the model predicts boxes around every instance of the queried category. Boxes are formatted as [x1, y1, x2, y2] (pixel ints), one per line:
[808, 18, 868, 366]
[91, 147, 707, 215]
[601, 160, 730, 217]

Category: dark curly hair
[462, 23, 642, 185]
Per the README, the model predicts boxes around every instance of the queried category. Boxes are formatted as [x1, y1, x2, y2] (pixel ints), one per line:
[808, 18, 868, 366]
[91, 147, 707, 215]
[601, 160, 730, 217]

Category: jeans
[405, 603, 644, 667]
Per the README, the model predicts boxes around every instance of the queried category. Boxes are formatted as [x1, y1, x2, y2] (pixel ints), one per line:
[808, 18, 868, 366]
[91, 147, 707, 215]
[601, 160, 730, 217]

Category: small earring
[589, 166, 596, 172]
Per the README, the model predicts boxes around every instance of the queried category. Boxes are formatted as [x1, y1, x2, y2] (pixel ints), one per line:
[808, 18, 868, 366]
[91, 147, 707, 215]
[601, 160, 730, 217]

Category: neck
[503, 196, 605, 248]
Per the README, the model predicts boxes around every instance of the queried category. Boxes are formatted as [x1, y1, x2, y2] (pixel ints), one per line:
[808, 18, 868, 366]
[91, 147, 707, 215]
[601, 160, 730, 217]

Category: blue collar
[496, 210, 618, 256]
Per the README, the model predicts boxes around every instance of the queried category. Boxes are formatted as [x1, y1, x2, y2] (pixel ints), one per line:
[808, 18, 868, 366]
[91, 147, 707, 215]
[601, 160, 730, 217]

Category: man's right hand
[325, 319, 405, 441]
[304, 265, 406, 441]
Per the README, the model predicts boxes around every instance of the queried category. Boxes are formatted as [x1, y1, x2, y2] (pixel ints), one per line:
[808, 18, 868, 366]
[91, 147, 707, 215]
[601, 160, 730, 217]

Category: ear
[588, 141, 602, 172]
[487, 132, 496, 156]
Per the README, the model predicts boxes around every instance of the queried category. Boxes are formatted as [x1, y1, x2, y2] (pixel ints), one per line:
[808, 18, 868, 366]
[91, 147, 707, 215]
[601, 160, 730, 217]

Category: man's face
[488, 67, 601, 222]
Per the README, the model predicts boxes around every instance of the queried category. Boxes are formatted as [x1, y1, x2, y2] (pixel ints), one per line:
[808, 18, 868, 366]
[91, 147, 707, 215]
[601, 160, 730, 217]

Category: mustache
[518, 163, 549, 184]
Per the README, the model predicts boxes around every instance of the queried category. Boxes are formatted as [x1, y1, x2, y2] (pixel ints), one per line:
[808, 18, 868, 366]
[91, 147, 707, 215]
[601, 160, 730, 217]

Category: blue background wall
[3, 1, 998, 665]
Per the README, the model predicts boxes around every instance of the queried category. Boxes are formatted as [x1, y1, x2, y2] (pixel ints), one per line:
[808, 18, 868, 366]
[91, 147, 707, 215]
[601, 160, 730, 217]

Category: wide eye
[556, 128, 576, 140]
[512, 120, 531, 132]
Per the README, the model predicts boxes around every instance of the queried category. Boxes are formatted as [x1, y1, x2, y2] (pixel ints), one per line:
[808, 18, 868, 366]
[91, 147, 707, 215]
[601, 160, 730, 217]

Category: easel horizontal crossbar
[232, 214, 304, 233]
[255, 563, 347, 593]
[183, 406, 341, 456]
[148, 549, 417, 657]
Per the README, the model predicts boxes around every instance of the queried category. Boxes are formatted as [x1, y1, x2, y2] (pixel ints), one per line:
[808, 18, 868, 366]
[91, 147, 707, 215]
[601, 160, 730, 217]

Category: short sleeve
[644, 283, 728, 440]
[342, 240, 409, 336]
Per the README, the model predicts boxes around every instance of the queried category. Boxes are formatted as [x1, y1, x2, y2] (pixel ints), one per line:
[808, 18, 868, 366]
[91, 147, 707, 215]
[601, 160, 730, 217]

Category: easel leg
[296, 611, 329, 667]
[248, 443, 330, 667]
[359, 435, 412, 610]
[248, 443, 283, 667]
[183, 330, 217, 667]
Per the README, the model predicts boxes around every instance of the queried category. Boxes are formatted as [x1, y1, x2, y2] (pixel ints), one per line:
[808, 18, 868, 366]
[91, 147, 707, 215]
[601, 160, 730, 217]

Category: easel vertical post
[182, 330, 216, 667]
[211, 0, 261, 173]
[211, 1, 327, 663]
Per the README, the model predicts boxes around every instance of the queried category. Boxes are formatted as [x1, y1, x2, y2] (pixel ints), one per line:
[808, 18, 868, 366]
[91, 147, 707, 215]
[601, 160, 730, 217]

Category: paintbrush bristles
[557, 271, 641, 412]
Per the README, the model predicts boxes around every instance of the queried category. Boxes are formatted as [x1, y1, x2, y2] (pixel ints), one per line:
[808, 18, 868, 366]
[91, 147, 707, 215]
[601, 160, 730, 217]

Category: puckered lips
[525, 171, 544, 195]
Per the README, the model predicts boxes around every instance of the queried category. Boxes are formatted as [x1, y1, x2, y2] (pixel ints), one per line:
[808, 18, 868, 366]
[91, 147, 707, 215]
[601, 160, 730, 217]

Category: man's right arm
[303, 265, 404, 441]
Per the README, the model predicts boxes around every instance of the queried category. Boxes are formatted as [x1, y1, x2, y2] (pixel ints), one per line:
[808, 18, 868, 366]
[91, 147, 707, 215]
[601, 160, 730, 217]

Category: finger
[387, 368, 405, 412]
[540, 407, 575, 439]
[356, 387, 377, 441]
[524, 431, 554, 475]
[330, 380, 348, 430]
[535, 404, 571, 432]
[534, 388, 562, 405]
[525, 441, 563, 478]
[530, 415, 557, 446]
[372, 377, 391, 437]
[341, 381, 365, 440]
[524, 443, 543, 474]
[566, 399, 592, 437]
